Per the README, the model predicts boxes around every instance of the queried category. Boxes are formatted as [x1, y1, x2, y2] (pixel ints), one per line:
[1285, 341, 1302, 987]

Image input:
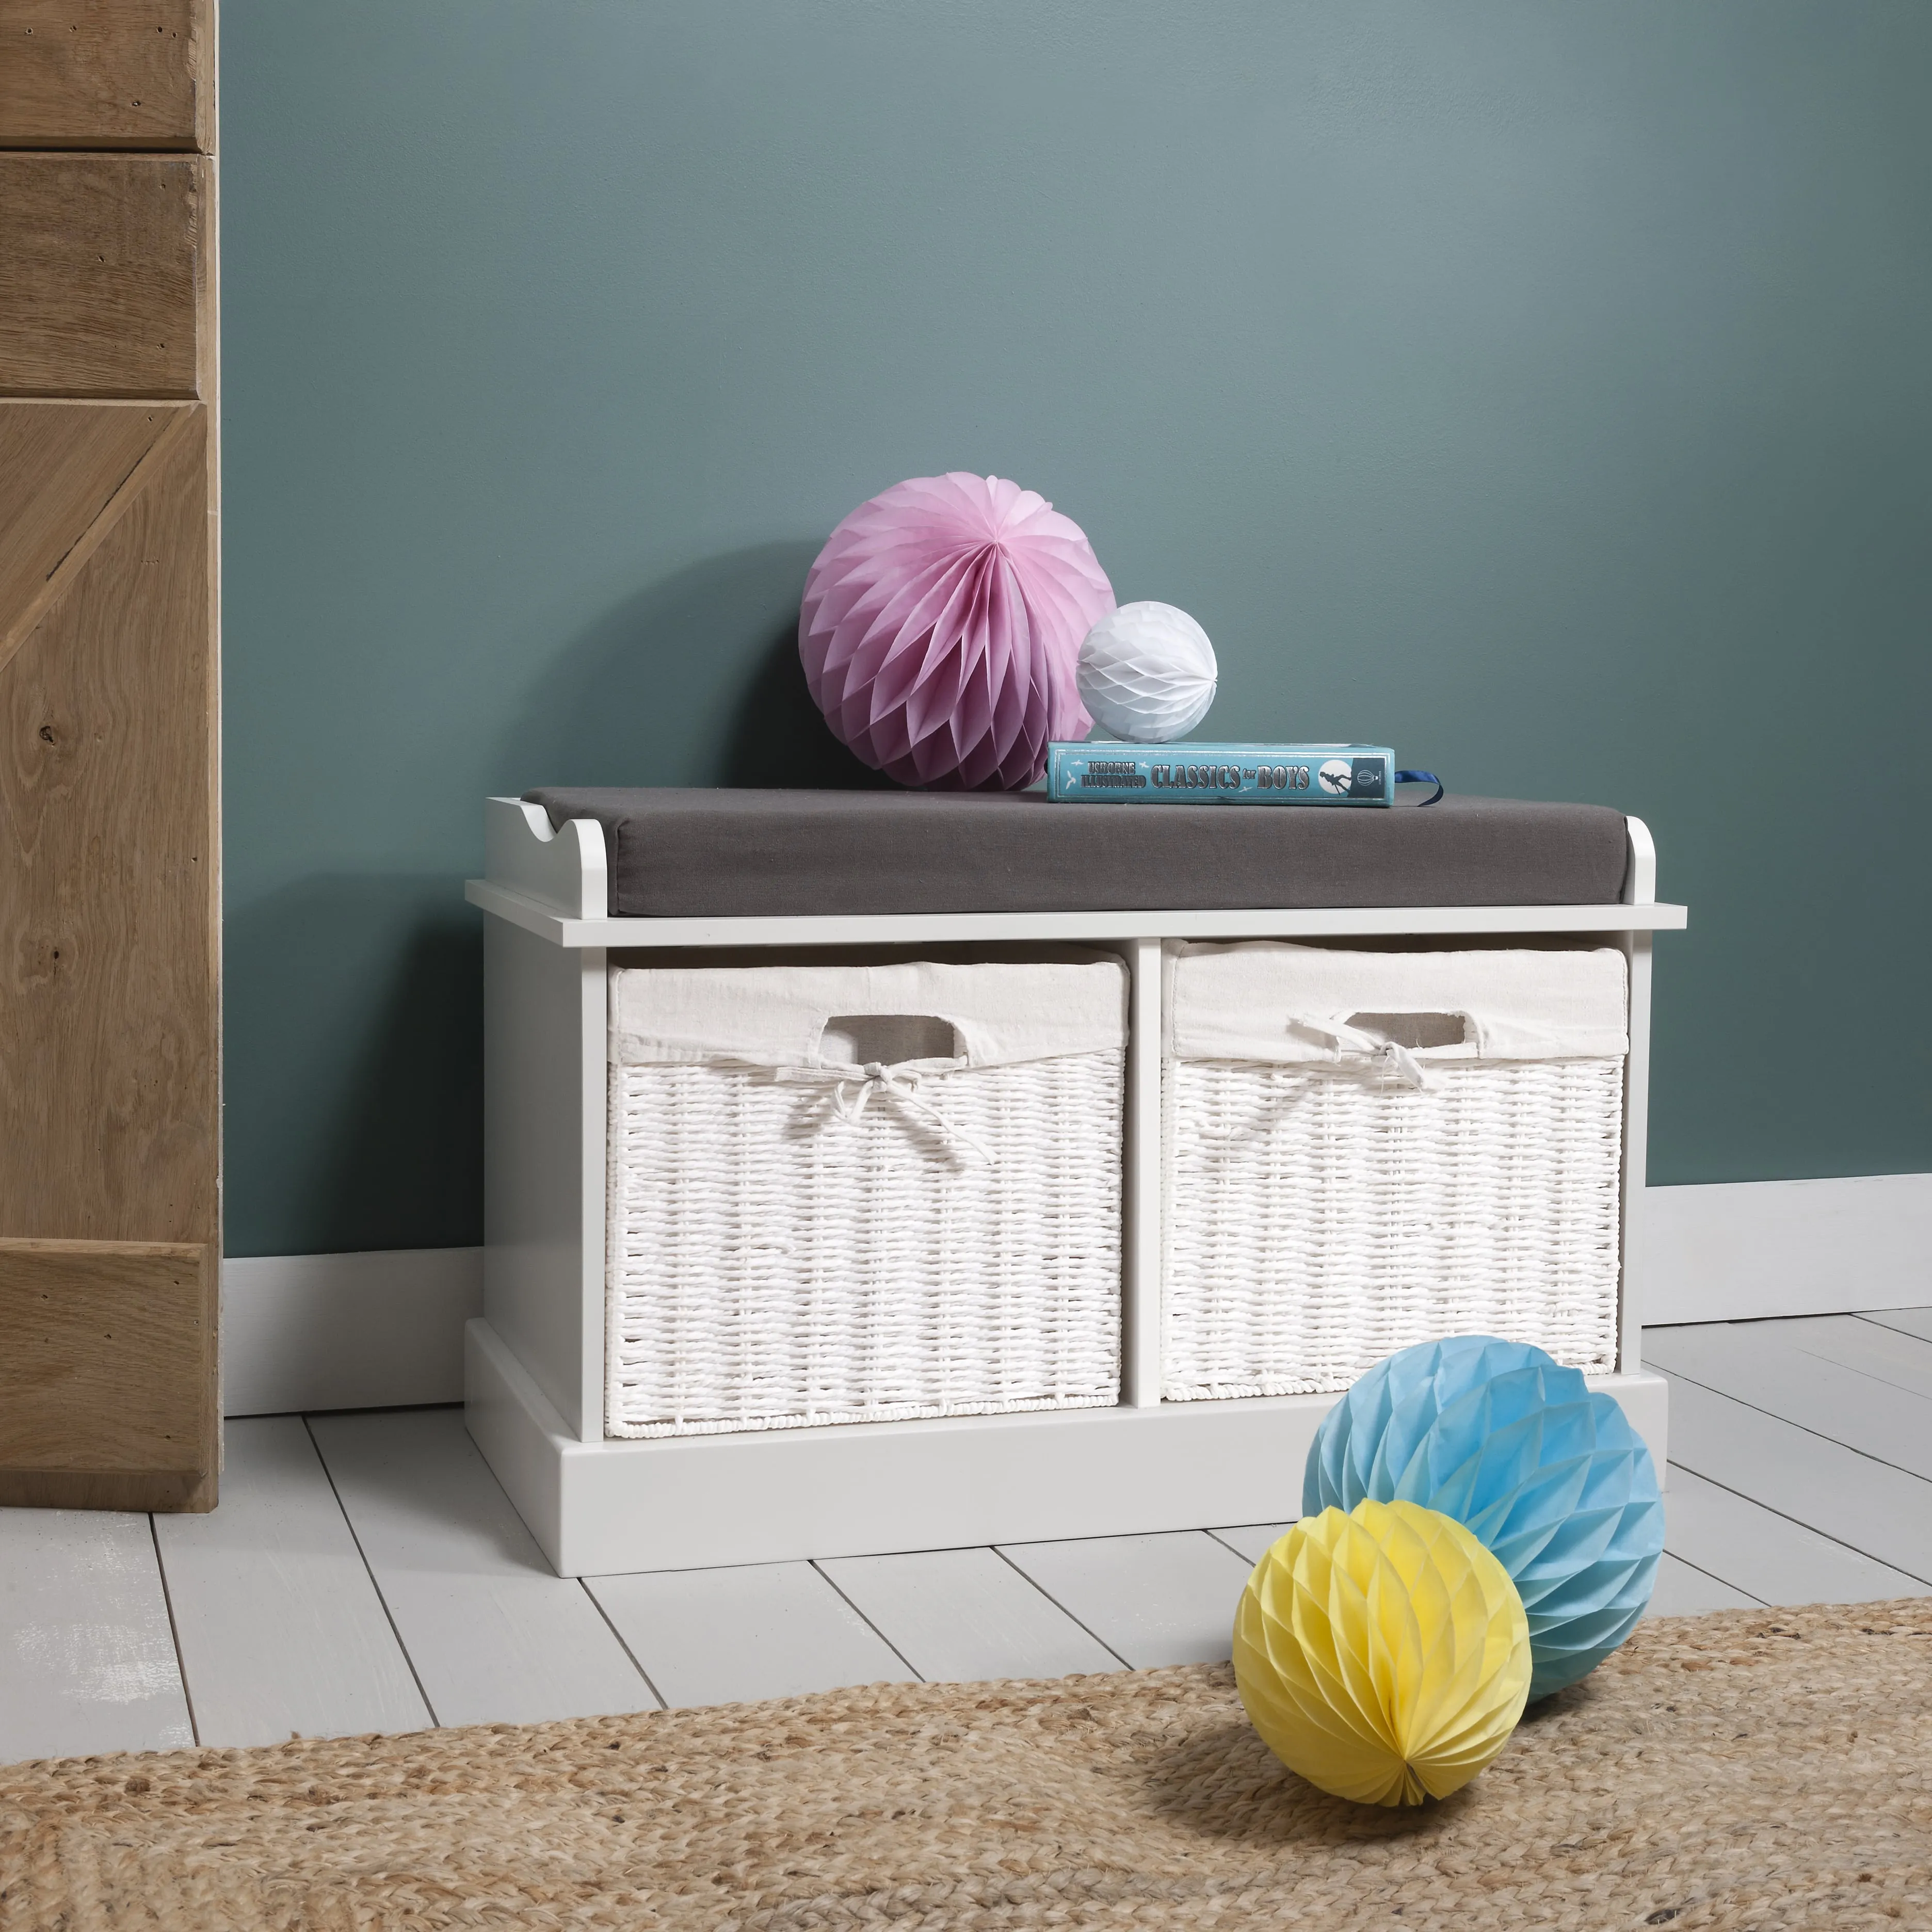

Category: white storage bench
[466, 787, 1685, 1577]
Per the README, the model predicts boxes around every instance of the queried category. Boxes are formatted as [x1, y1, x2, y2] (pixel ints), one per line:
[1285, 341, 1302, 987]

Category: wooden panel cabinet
[0, 1, 218, 1511]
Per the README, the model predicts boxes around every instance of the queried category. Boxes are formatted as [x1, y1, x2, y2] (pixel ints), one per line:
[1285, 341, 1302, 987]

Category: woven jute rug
[3, 1601, 1929, 1931]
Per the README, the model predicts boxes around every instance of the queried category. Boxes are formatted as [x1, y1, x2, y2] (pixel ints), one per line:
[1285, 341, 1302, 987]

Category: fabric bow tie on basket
[1285, 1018, 1430, 1089]
[778, 1059, 994, 1164]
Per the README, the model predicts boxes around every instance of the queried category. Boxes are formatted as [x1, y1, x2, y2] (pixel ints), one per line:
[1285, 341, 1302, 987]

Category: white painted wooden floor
[5, 1312, 1929, 1765]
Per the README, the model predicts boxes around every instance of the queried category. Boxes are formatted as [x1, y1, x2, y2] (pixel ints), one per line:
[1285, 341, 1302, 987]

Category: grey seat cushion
[522, 788, 1630, 917]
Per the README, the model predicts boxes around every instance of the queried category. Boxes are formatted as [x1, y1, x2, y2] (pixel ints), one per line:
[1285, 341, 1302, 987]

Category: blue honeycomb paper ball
[1304, 1335, 1663, 1700]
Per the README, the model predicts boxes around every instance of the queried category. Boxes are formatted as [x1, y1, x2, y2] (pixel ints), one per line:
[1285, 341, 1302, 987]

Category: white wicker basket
[1163, 942, 1627, 1399]
[606, 957, 1125, 1438]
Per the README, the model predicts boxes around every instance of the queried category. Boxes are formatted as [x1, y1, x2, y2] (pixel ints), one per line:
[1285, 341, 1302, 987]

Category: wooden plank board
[1645, 1321, 1932, 1483]
[0, 153, 202, 396]
[816, 1548, 1122, 1683]
[997, 1531, 1250, 1669]
[586, 1562, 911, 1709]
[1664, 1463, 1925, 1608]
[1858, 1308, 1932, 1348]
[0, 1238, 213, 1511]
[1762, 1313, 1932, 1405]
[0, 407, 216, 1252]
[152, 1418, 430, 1747]
[307, 1409, 654, 1729]
[1208, 1523, 1292, 1566]
[0, 1506, 192, 1762]
[1646, 1551, 1759, 1619]
[1660, 1371, 1932, 1584]
[0, 0, 208, 150]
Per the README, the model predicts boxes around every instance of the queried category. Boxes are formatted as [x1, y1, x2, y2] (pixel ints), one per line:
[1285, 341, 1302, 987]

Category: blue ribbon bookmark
[1395, 770, 1444, 806]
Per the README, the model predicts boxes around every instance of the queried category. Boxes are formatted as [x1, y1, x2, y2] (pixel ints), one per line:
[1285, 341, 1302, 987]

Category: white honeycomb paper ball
[1077, 602, 1218, 743]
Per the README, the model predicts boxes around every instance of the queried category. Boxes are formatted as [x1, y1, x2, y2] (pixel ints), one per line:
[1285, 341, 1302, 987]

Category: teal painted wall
[221, 1, 1932, 1257]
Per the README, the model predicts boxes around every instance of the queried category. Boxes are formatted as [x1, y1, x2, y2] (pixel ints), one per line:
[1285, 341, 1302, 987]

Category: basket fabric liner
[610, 959, 1127, 1069]
[1166, 942, 1629, 1066]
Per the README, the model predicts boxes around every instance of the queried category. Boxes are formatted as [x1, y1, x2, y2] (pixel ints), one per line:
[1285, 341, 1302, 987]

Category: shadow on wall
[224, 875, 482, 1258]
[499, 540, 894, 792]
[231, 547, 915, 1257]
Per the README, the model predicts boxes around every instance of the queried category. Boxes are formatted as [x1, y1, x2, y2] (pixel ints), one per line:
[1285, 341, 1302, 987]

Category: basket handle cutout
[786, 1016, 988, 1164]
[1344, 1011, 1470, 1052]
[818, 1014, 961, 1066]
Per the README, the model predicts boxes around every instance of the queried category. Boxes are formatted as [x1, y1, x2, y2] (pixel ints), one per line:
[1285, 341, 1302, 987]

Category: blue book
[1046, 743, 1398, 804]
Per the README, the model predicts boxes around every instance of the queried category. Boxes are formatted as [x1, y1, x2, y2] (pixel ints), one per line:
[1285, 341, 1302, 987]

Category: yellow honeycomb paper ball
[1232, 1498, 1532, 1807]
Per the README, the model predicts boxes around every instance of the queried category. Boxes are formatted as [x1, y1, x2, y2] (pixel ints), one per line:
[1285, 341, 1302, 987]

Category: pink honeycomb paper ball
[799, 472, 1115, 790]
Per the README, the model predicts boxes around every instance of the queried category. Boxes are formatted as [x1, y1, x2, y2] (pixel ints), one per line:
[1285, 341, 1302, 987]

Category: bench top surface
[522, 788, 1632, 918]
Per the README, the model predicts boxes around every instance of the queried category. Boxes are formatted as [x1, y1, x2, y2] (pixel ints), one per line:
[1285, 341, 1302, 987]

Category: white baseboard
[1636, 1173, 1932, 1327]
[221, 1247, 481, 1416]
[219, 1174, 1932, 1416]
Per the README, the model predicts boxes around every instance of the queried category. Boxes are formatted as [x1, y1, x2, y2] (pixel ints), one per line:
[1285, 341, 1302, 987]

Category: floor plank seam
[577, 1580, 669, 1710]
[1780, 1339, 1932, 1406]
[1656, 1542, 1768, 1607]
[987, 1545, 1132, 1671]
[301, 1414, 444, 1728]
[806, 1559, 928, 1684]
[1662, 1455, 1932, 1589]
[147, 1516, 201, 1749]
[1652, 1363, 1932, 1493]
[1654, 1320, 1932, 1428]
[1850, 1311, 1932, 1343]
[1205, 1527, 1268, 1568]
[1769, 1329, 1932, 1406]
